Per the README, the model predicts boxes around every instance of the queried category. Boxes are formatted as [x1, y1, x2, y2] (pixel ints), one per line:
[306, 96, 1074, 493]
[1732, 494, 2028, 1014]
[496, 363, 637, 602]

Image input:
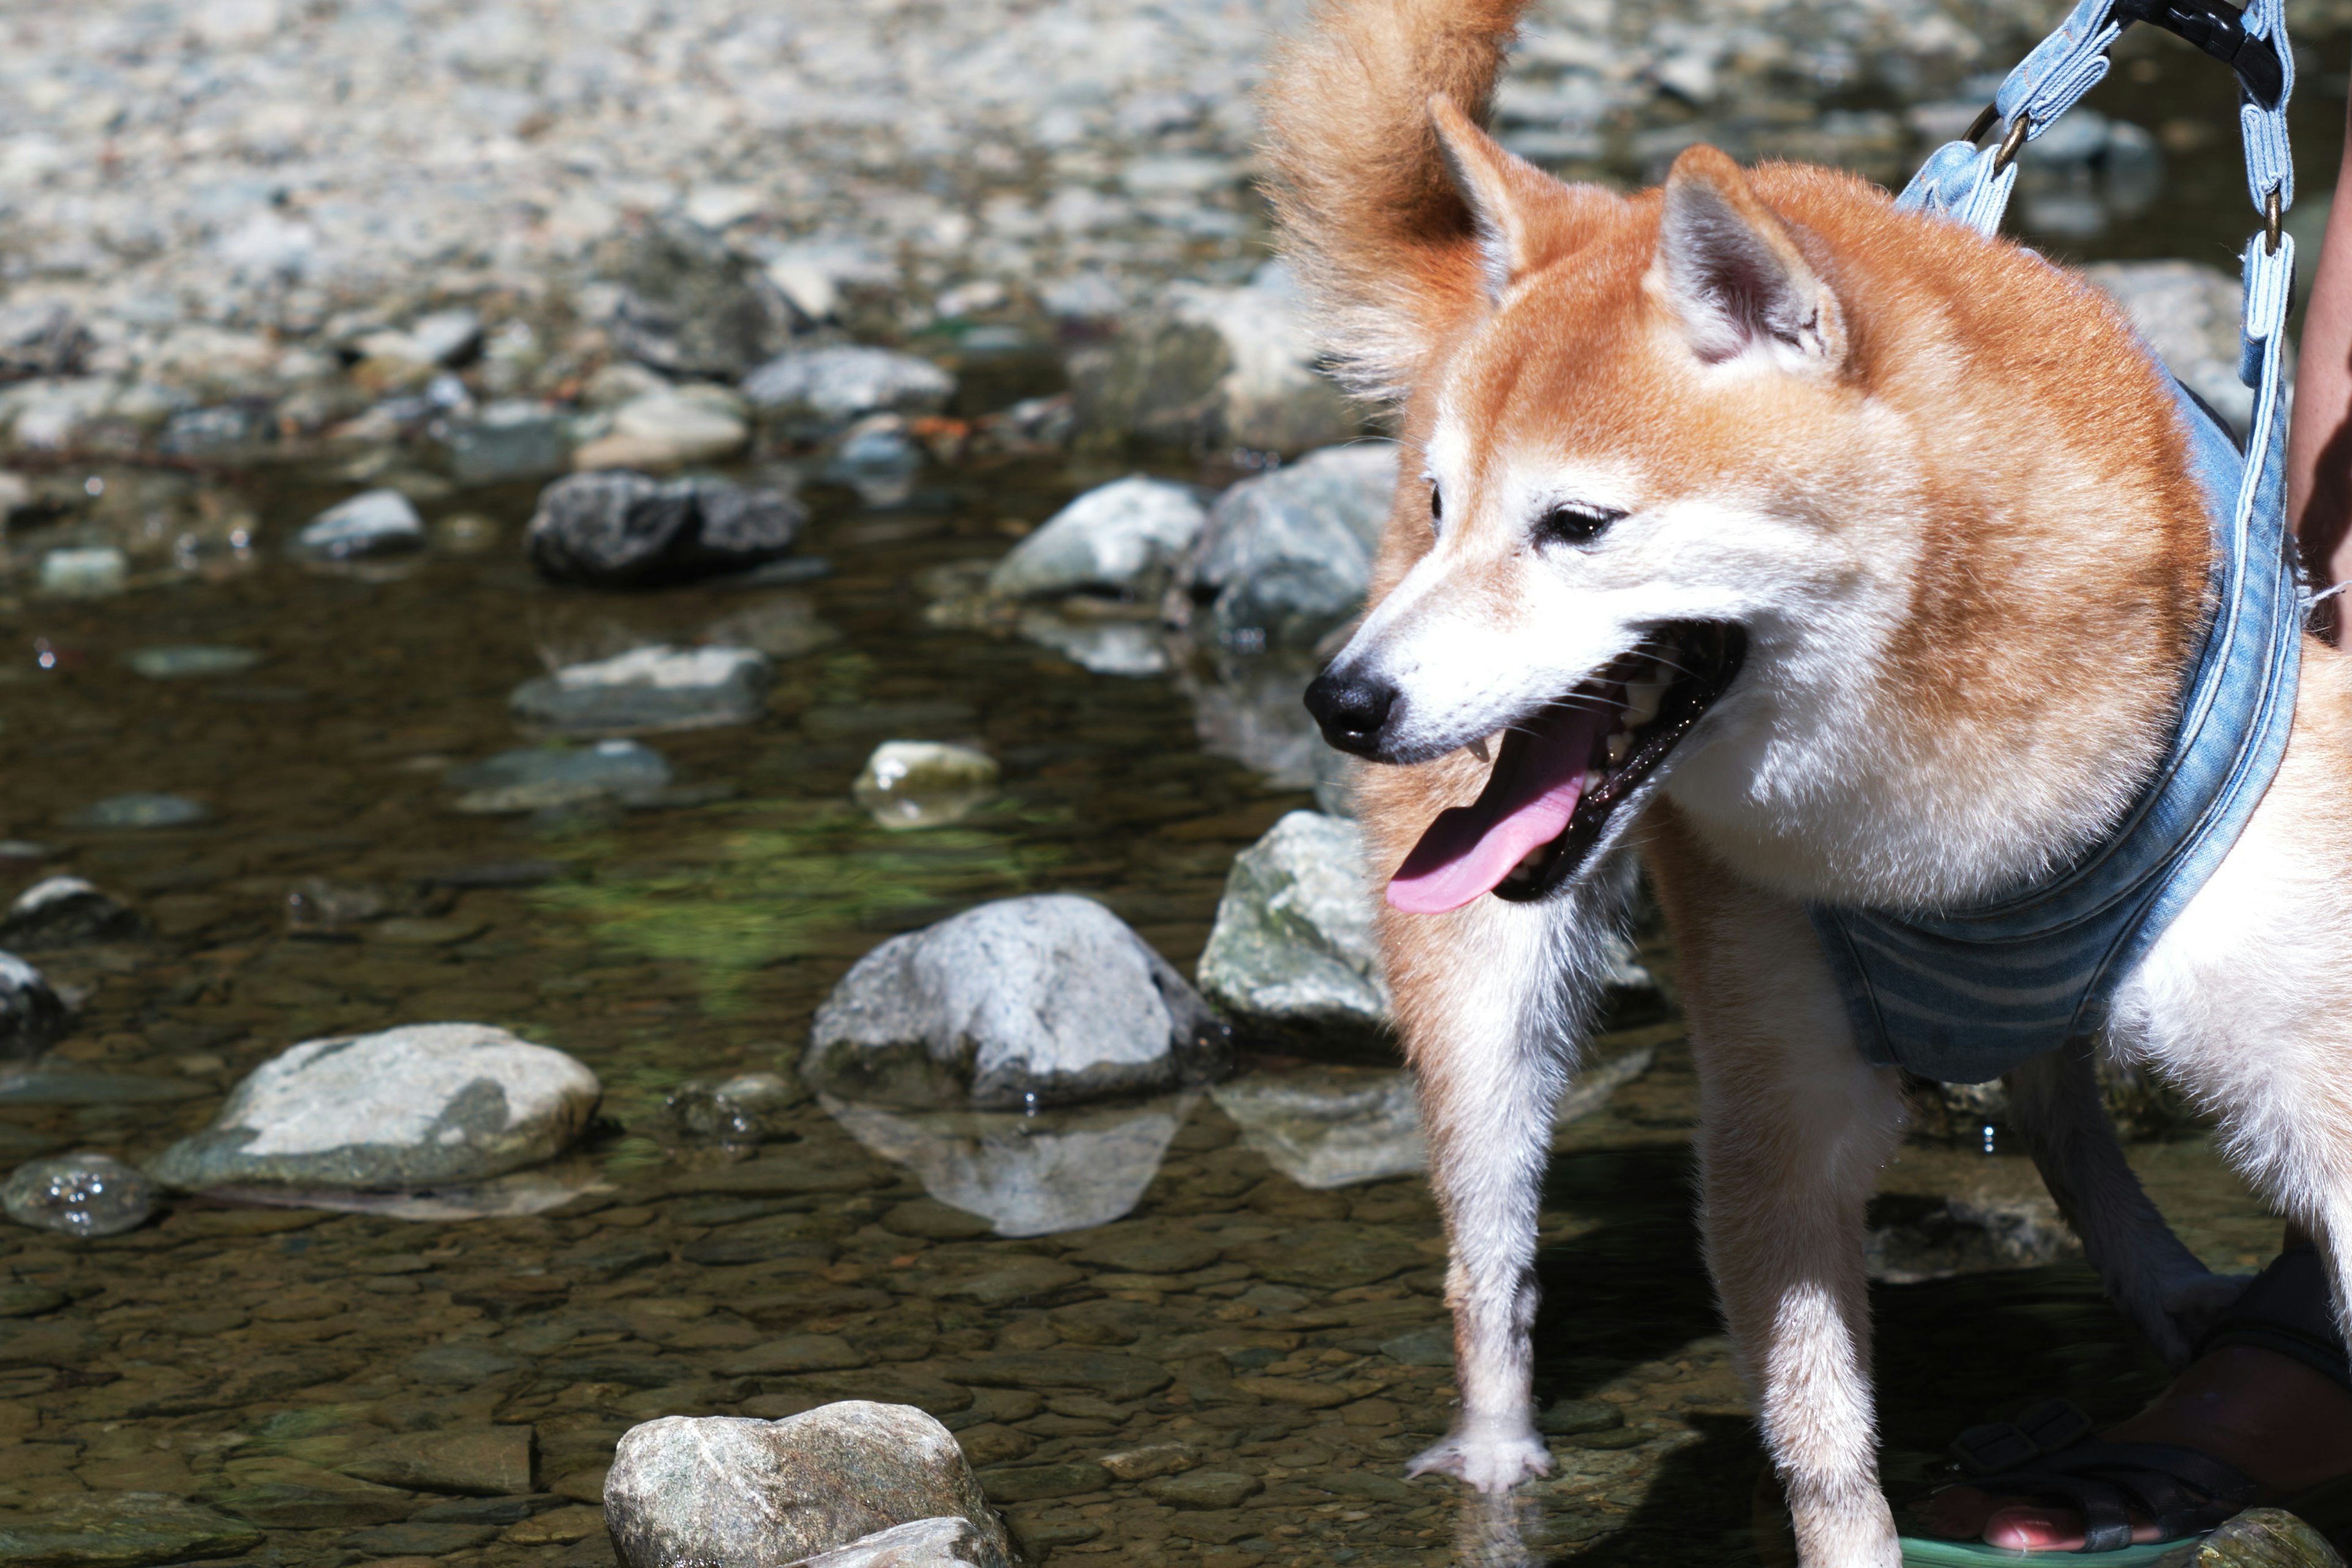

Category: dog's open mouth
[1387, 623, 1746, 913]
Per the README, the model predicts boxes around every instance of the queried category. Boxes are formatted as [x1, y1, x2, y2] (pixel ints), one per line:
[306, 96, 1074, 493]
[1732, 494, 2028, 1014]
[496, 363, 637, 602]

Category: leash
[1804, 1, 2308, 1084]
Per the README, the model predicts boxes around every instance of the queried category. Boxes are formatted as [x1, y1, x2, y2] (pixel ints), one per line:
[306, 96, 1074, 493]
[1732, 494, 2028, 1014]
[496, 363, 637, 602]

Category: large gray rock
[986, 475, 1207, 600]
[788, 1517, 998, 1568]
[744, 344, 956, 428]
[1174, 443, 1397, 647]
[598, 216, 801, 379]
[1196, 811, 1389, 1055]
[2082, 260, 2283, 437]
[805, 894, 1231, 1110]
[147, 1023, 601, 1192]
[527, 470, 805, 588]
[822, 1092, 1195, 1237]
[510, 644, 774, 734]
[603, 1403, 1015, 1568]
[0, 952, 68, 1063]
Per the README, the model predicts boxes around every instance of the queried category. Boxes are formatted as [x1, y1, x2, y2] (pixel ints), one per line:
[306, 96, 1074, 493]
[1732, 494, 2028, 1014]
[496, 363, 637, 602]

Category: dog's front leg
[1389, 857, 1635, 1492]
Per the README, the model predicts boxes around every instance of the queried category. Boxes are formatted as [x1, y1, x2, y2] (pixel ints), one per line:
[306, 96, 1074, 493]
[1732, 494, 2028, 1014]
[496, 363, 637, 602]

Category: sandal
[1897, 1247, 2352, 1563]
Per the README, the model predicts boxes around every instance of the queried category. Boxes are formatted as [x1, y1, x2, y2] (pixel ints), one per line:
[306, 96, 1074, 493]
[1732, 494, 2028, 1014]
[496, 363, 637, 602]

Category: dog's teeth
[1605, 730, 1631, 766]
[1621, 671, 1668, 729]
[1515, 846, 1544, 873]
[1580, 769, 1603, 792]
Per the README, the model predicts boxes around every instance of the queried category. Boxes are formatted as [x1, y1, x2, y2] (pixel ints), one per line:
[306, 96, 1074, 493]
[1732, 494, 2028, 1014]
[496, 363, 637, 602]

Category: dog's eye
[1536, 502, 1623, 546]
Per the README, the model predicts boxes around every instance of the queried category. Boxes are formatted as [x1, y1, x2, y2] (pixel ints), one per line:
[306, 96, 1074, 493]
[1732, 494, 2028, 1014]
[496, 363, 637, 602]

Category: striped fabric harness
[1806, 0, 2306, 1086]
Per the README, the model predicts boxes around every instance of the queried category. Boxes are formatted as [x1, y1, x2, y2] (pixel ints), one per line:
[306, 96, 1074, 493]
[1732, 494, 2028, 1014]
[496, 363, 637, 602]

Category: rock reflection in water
[1175, 644, 1333, 788]
[818, 1091, 1198, 1237]
[1212, 1066, 1423, 1189]
[196, 1153, 614, 1222]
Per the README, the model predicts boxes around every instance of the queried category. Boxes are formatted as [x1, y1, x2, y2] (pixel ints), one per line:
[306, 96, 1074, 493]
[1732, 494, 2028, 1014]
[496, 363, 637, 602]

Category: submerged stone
[341, 1427, 534, 1496]
[292, 488, 426, 562]
[666, 1071, 809, 1142]
[510, 644, 774, 735]
[147, 1022, 601, 1192]
[805, 894, 1231, 1110]
[603, 1402, 1015, 1568]
[2, 1152, 155, 1238]
[0, 876, 147, 948]
[852, 741, 999, 830]
[445, 740, 673, 813]
[67, 793, 210, 830]
[126, 646, 262, 679]
[1196, 810, 1389, 1055]
[0, 1493, 261, 1567]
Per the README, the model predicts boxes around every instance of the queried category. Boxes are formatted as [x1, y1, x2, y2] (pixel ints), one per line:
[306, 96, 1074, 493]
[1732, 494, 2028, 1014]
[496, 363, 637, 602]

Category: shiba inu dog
[1265, 0, 2352, 1561]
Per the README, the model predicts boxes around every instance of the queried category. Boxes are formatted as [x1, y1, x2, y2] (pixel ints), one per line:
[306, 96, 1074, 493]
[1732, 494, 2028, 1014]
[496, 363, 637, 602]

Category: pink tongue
[1386, 706, 1609, 914]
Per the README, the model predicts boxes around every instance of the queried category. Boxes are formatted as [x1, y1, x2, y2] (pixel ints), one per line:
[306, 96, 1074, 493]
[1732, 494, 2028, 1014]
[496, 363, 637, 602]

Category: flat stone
[446, 741, 672, 814]
[1195, 811, 1389, 1054]
[126, 646, 262, 679]
[293, 488, 426, 562]
[948, 1350, 1170, 1403]
[603, 1403, 1014, 1568]
[0, 1493, 261, 1567]
[743, 345, 956, 426]
[3, 1152, 154, 1238]
[986, 475, 1208, 599]
[1143, 1470, 1262, 1509]
[805, 894, 1231, 1110]
[1224, 1222, 1424, 1289]
[148, 1022, 601, 1193]
[0, 877, 149, 949]
[976, 1463, 1109, 1504]
[1063, 1223, 1224, 1275]
[510, 644, 773, 736]
[67, 793, 209, 830]
[1536, 1398, 1623, 1436]
[341, 1427, 534, 1496]
[339, 1521, 500, 1555]
[715, 1335, 870, 1376]
[526, 472, 805, 588]
[197, 1461, 420, 1528]
[786, 1517, 999, 1568]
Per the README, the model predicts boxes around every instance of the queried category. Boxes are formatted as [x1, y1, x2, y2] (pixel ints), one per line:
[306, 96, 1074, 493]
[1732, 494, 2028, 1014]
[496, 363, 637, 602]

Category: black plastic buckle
[2111, 0, 2285, 109]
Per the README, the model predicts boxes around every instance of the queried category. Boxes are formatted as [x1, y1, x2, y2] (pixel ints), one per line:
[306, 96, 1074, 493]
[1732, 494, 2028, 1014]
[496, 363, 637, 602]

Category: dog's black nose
[1305, 669, 1396, 756]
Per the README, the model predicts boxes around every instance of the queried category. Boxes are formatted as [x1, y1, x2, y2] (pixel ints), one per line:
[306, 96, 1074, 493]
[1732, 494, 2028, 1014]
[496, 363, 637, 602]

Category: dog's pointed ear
[1430, 93, 1575, 303]
[1653, 145, 1845, 369]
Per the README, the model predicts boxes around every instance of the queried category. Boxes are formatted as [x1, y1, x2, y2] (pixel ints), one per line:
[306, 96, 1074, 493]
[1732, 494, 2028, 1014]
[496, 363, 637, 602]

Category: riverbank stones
[603, 1402, 1014, 1568]
[0, 953, 69, 1061]
[805, 894, 1231, 1110]
[2, 1152, 155, 1237]
[147, 1022, 601, 1192]
[526, 471, 806, 587]
[986, 475, 1208, 599]
[1195, 810, 1389, 1055]
[574, 388, 750, 471]
[510, 644, 773, 734]
[743, 344, 956, 428]
[1172, 443, 1396, 647]
[291, 488, 426, 562]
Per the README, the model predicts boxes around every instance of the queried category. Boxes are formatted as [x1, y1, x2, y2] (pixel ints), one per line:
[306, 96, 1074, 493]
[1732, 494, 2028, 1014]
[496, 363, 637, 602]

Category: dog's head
[1298, 104, 2206, 913]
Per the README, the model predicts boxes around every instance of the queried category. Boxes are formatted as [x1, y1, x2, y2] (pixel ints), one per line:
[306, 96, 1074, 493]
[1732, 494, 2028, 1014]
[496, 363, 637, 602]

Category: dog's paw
[1404, 1423, 1551, 1493]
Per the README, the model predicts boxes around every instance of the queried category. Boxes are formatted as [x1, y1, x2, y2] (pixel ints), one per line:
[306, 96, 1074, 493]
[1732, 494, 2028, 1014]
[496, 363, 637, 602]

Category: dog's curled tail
[1261, 0, 1531, 402]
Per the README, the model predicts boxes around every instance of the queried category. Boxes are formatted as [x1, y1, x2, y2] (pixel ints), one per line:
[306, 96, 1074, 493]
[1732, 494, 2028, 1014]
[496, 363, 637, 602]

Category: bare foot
[1918, 1346, 2352, 1550]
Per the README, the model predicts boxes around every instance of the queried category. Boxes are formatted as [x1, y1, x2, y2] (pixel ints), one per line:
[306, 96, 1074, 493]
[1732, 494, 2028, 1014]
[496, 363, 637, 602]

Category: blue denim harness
[1805, 0, 2306, 1085]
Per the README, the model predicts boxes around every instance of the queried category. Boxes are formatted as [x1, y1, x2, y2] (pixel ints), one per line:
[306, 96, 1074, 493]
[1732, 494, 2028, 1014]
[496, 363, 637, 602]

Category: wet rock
[600, 216, 802, 380]
[824, 1094, 1194, 1237]
[526, 470, 805, 588]
[952, 1349, 1170, 1402]
[1864, 1193, 2082, 1283]
[1197, 810, 1389, 1055]
[978, 1462, 1110, 1503]
[1536, 1398, 1624, 1436]
[1101, 1442, 1198, 1482]
[788, 1516, 1000, 1568]
[853, 741, 1000, 831]
[342, 1427, 534, 1496]
[1144, 1470, 1262, 1509]
[0, 876, 148, 948]
[446, 741, 673, 814]
[440, 398, 573, 484]
[0, 1493, 261, 1567]
[0, 953, 69, 1061]
[986, 475, 1208, 600]
[1212, 1066, 1422, 1189]
[742, 344, 957, 429]
[1174, 443, 1396, 647]
[292, 488, 426, 562]
[148, 1022, 601, 1193]
[574, 388, 750, 471]
[666, 1071, 809, 1142]
[603, 1402, 1015, 1568]
[2151, 1508, 2347, 1567]
[1076, 272, 1359, 456]
[67, 793, 210, 830]
[2, 1152, 155, 1238]
[126, 646, 262, 679]
[2084, 261, 2275, 437]
[1015, 612, 1171, 677]
[805, 894, 1231, 1110]
[39, 546, 127, 597]
[510, 644, 774, 735]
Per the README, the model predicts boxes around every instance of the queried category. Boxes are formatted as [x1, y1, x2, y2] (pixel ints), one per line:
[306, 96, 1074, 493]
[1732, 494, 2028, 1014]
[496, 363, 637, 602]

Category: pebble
[852, 741, 1000, 830]
[67, 792, 211, 829]
[445, 740, 673, 814]
[146, 1022, 602, 1193]
[291, 488, 426, 562]
[1174, 443, 1397, 647]
[603, 1402, 1016, 1568]
[573, 388, 750, 472]
[986, 475, 1208, 600]
[38, 546, 127, 597]
[126, 645, 263, 679]
[742, 345, 957, 427]
[1, 1152, 156, 1238]
[509, 644, 774, 734]
[1195, 810, 1389, 1053]
[804, 893, 1231, 1110]
[0, 952, 70, 1063]
[526, 471, 805, 589]
[343, 1427, 534, 1496]
[0, 875, 148, 948]
[665, 1070, 809, 1142]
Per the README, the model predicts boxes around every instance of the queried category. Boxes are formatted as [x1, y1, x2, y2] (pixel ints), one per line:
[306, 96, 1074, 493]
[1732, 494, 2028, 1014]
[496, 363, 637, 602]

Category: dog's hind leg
[2005, 1038, 2236, 1364]
[1389, 850, 1637, 1492]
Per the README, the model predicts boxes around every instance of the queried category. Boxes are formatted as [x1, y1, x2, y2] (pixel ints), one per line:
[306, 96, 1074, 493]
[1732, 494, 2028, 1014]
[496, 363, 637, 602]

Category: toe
[1982, 1503, 2090, 1551]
